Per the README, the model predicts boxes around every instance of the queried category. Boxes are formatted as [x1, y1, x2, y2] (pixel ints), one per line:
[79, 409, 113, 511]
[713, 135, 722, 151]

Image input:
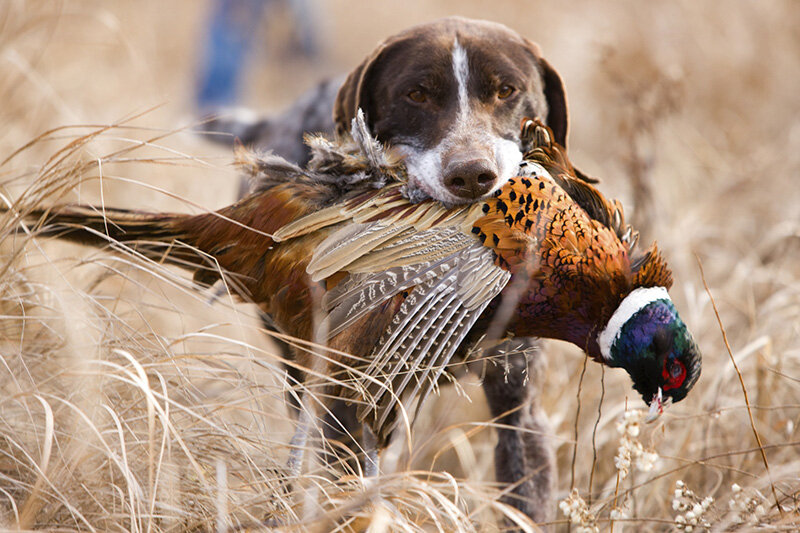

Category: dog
[202, 17, 575, 525]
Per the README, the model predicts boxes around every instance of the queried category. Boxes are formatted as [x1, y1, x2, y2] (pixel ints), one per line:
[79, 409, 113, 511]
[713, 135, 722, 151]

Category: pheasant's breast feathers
[471, 171, 631, 282]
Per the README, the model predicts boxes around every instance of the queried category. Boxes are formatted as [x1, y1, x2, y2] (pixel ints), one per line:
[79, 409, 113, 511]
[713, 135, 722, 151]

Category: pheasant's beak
[645, 387, 666, 423]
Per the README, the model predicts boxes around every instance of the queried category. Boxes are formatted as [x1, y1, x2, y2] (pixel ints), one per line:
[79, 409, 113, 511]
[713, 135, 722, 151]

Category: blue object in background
[196, 0, 320, 110]
[196, 0, 265, 108]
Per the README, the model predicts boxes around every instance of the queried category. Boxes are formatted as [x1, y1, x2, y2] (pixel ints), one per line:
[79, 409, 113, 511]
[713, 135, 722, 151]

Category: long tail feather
[21, 205, 216, 279]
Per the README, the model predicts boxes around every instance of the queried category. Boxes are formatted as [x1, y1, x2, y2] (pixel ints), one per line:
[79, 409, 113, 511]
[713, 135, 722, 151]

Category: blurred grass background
[1, 0, 799, 531]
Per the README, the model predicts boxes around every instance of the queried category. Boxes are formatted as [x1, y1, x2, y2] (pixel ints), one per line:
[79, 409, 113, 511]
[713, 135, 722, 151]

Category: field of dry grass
[1, 1, 799, 531]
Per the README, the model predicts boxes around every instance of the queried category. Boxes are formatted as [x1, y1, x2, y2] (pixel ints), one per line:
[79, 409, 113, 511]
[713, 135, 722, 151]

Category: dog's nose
[443, 159, 498, 200]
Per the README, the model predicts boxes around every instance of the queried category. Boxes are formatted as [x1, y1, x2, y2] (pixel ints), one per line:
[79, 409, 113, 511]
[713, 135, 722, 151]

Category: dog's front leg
[480, 338, 555, 527]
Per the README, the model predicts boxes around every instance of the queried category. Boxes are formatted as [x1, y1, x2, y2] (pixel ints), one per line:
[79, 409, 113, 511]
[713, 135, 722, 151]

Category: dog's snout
[443, 159, 498, 200]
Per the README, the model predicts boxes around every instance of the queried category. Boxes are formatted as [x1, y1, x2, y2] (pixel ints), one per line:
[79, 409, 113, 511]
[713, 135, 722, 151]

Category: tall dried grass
[1, 1, 799, 531]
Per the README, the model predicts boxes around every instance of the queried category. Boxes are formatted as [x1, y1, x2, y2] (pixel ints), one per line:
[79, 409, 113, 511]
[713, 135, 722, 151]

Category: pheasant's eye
[407, 89, 427, 103]
[498, 85, 515, 99]
[662, 359, 687, 391]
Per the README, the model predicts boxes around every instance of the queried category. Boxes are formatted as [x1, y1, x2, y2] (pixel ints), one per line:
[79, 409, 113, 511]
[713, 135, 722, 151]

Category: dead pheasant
[11, 118, 701, 469]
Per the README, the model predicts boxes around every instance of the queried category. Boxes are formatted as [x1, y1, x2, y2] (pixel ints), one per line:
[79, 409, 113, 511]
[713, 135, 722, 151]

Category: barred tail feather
[24, 205, 210, 279]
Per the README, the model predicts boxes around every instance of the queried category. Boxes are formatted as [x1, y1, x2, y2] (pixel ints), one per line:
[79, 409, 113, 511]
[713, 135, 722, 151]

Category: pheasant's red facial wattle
[662, 358, 687, 391]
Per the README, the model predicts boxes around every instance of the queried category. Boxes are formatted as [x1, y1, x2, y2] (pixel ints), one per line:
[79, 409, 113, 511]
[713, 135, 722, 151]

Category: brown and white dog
[204, 17, 572, 526]
[333, 17, 569, 204]
[207, 17, 571, 206]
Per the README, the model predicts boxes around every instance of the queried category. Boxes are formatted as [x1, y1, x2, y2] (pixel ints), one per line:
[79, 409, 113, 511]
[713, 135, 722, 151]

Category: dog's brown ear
[334, 38, 395, 137]
[522, 39, 570, 149]
[333, 58, 367, 137]
[539, 57, 569, 150]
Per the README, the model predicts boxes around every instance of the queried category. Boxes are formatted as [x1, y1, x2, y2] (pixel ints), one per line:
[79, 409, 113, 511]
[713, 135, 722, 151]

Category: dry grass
[1, 1, 799, 531]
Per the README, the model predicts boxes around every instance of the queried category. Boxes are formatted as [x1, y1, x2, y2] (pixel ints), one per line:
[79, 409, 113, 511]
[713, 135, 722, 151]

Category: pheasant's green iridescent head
[598, 287, 702, 416]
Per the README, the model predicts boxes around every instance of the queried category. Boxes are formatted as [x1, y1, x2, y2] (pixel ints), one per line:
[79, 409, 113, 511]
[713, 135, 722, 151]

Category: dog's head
[334, 17, 569, 205]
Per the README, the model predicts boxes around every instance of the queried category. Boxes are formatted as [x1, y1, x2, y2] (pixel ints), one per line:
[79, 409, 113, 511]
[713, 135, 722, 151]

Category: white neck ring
[597, 286, 671, 362]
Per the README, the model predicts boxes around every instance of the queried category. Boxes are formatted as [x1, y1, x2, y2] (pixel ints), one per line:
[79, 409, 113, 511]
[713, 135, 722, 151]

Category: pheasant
[10, 117, 701, 478]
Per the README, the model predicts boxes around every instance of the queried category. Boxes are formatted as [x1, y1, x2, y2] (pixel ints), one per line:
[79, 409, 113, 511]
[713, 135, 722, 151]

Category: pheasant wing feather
[359, 251, 507, 435]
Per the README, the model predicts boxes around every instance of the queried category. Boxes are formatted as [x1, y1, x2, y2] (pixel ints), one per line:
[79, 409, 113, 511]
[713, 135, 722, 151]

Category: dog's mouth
[394, 138, 523, 206]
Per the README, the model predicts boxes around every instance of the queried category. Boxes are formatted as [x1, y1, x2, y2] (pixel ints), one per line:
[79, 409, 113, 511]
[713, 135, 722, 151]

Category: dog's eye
[407, 89, 427, 103]
[498, 85, 515, 99]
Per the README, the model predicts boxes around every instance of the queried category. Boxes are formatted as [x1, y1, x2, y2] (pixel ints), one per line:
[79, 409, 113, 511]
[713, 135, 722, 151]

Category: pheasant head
[597, 286, 701, 415]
